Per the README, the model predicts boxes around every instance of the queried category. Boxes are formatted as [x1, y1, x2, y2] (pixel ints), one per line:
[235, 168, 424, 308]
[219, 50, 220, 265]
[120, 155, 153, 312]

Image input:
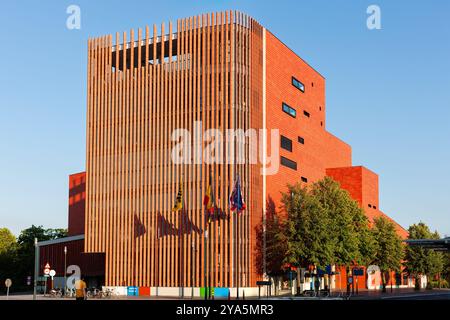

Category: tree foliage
[0, 225, 67, 292]
[371, 217, 404, 291]
[0, 228, 16, 254]
[267, 176, 407, 295]
[404, 222, 444, 289]
[280, 177, 377, 270]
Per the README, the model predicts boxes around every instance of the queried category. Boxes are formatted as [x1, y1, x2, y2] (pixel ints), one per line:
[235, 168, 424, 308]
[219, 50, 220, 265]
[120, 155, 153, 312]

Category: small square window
[301, 177, 308, 183]
[298, 136, 305, 144]
[303, 111, 310, 118]
[368, 204, 372, 208]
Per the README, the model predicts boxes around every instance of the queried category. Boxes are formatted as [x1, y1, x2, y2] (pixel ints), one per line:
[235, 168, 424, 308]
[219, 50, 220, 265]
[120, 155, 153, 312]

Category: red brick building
[39, 11, 411, 295]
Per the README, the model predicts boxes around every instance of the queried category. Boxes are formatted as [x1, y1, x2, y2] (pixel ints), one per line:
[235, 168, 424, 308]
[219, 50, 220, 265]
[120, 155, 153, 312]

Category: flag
[204, 171, 216, 223]
[203, 185, 213, 213]
[172, 178, 183, 212]
[229, 175, 246, 214]
[207, 205, 229, 224]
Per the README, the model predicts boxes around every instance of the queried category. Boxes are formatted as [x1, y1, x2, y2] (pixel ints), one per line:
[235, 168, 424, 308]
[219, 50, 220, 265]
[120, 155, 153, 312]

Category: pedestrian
[75, 277, 87, 301]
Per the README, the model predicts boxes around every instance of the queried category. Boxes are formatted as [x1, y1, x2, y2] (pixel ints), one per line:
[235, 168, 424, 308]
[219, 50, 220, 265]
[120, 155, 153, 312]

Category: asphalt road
[1, 290, 449, 300]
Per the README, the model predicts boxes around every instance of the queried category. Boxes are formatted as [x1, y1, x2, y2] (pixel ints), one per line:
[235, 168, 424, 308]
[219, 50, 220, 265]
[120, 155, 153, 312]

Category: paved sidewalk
[1, 288, 449, 300]
[349, 288, 450, 300]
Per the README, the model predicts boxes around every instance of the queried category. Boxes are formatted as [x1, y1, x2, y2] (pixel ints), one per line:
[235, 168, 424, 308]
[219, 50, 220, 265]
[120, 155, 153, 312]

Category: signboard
[256, 281, 272, 286]
[127, 286, 138, 296]
[353, 268, 364, 276]
[213, 287, 229, 299]
[44, 262, 51, 275]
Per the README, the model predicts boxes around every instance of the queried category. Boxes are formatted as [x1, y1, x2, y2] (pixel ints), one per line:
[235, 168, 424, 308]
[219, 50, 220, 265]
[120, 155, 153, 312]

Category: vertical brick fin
[85, 12, 264, 288]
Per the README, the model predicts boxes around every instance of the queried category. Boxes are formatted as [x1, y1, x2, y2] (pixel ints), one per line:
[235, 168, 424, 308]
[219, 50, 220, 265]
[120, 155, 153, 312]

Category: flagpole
[236, 176, 240, 300]
[203, 168, 209, 300]
[203, 205, 207, 300]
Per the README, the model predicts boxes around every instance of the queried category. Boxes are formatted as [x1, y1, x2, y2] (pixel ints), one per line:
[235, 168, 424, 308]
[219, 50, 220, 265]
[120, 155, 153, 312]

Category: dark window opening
[373, 206, 377, 209]
[298, 136, 305, 144]
[281, 135, 293, 152]
[311, 82, 314, 87]
[303, 110, 310, 118]
[301, 177, 308, 183]
[368, 204, 372, 208]
[280, 156, 297, 171]
[320, 121, 323, 127]
[292, 77, 305, 92]
[282, 102, 296, 118]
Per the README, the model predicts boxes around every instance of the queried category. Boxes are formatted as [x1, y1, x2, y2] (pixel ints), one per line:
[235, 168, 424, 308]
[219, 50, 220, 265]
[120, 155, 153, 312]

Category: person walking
[74, 277, 87, 301]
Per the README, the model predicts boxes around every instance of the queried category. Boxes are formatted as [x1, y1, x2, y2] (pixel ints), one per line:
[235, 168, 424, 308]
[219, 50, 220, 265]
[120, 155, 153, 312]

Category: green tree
[282, 183, 333, 270]
[371, 217, 404, 292]
[279, 177, 379, 294]
[0, 228, 16, 254]
[0, 228, 18, 284]
[255, 197, 287, 278]
[281, 182, 334, 295]
[443, 253, 450, 285]
[404, 222, 444, 290]
[14, 226, 68, 288]
[265, 210, 287, 276]
[310, 177, 374, 267]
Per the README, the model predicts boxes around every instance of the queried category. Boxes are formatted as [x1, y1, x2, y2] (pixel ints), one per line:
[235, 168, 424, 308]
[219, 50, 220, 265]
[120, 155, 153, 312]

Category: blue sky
[0, 0, 449, 237]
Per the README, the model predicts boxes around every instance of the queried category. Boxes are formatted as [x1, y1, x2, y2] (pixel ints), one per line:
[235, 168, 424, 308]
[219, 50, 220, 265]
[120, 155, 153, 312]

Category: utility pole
[64, 246, 67, 293]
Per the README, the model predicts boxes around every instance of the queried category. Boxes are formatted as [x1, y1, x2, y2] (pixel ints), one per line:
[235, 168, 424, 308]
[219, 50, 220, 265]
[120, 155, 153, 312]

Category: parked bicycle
[86, 287, 103, 299]
[49, 288, 63, 298]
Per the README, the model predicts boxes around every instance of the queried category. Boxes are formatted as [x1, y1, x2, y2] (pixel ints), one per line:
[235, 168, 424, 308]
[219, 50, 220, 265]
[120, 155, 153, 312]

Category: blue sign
[325, 265, 332, 274]
[214, 287, 229, 298]
[127, 286, 138, 296]
[353, 268, 364, 276]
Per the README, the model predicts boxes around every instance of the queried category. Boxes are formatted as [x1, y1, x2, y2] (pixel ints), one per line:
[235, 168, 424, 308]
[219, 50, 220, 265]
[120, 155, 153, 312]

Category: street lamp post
[64, 246, 67, 294]
[33, 238, 39, 301]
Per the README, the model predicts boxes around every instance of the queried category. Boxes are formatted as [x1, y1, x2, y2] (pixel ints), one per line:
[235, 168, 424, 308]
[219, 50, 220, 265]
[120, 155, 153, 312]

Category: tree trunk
[381, 271, 387, 292]
[346, 266, 351, 295]
[296, 267, 301, 296]
[414, 275, 421, 290]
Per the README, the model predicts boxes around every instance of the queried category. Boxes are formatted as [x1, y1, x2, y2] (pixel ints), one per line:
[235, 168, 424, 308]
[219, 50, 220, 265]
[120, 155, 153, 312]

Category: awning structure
[404, 237, 450, 252]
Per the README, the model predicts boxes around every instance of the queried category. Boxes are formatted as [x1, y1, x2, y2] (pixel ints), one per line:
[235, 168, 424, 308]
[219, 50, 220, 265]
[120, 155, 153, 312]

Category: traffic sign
[49, 270, 56, 278]
[44, 262, 51, 275]
[5, 279, 12, 300]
